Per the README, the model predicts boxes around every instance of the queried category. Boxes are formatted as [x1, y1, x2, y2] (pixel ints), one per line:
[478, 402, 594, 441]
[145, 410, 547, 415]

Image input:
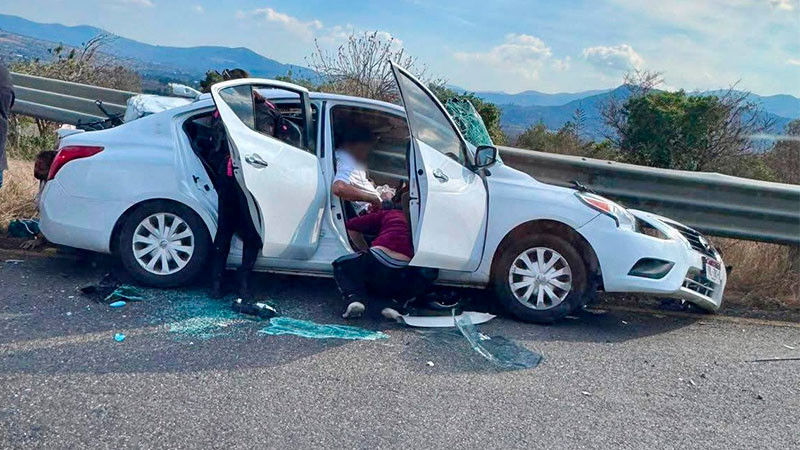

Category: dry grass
[0, 159, 38, 232]
[715, 238, 799, 310]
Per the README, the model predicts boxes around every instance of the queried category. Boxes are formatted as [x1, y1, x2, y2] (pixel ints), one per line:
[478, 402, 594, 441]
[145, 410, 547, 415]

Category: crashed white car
[39, 64, 726, 323]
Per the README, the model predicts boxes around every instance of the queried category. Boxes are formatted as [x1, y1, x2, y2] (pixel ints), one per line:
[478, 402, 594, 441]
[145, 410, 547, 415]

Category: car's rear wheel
[118, 201, 211, 288]
[493, 233, 589, 323]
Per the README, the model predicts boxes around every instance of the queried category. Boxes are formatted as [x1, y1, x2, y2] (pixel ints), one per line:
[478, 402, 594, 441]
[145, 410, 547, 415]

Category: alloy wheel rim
[132, 213, 195, 276]
[508, 247, 572, 310]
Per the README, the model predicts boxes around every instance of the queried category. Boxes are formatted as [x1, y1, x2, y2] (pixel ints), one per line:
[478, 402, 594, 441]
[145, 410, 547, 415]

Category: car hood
[484, 161, 602, 228]
[487, 160, 580, 196]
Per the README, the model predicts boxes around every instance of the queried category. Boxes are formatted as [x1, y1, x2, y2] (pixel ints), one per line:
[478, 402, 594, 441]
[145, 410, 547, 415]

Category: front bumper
[578, 210, 727, 311]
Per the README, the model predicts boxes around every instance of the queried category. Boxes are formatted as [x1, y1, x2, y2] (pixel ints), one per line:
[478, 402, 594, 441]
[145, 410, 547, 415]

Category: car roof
[195, 91, 405, 114]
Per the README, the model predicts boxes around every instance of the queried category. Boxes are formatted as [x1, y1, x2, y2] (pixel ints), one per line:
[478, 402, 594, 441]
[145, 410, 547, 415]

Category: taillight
[48, 146, 104, 180]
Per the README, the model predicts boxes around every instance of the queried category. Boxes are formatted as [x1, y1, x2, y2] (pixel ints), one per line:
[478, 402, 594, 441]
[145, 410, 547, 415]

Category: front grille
[683, 269, 716, 297]
[662, 220, 716, 258]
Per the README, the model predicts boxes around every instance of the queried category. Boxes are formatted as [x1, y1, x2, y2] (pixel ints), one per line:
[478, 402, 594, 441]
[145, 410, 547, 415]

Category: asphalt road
[1, 252, 798, 449]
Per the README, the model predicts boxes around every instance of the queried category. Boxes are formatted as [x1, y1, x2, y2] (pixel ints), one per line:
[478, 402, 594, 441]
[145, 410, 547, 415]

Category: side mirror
[474, 145, 498, 169]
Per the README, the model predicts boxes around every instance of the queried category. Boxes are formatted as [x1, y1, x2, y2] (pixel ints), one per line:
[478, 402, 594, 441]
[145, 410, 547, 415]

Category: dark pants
[211, 176, 262, 284]
[332, 250, 436, 310]
[0, 88, 14, 184]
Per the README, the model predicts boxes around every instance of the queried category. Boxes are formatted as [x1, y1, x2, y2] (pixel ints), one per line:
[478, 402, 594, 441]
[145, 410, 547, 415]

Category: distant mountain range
[473, 89, 613, 107]
[477, 86, 799, 139]
[1, 13, 797, 140]
[0, 13, 314, 81]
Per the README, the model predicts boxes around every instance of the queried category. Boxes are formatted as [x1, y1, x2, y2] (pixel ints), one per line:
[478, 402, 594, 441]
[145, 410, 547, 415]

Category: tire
[117, 200, 211, 288]
[493, 233, 590, 324]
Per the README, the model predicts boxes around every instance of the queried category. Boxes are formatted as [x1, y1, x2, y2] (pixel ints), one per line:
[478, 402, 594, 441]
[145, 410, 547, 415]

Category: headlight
[576, 192, 636, 231]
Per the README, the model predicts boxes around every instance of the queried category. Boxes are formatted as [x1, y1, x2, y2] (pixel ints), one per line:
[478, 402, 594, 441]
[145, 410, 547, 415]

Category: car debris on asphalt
[231, 298, 278, 319]
[260, 317, 389, 341]
[454, 312, 542, 370]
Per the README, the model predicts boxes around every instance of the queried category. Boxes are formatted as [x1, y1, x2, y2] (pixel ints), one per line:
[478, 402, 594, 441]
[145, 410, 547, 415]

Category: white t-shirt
[334, 150, 379, 215]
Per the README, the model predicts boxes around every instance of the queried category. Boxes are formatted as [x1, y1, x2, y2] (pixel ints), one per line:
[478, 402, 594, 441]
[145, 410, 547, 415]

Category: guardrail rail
[9, 72, 800, 246]
[10, 72, 137, 125]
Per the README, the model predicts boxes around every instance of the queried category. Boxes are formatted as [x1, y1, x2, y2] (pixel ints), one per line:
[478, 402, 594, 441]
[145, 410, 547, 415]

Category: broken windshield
[445, 98, 494, 148]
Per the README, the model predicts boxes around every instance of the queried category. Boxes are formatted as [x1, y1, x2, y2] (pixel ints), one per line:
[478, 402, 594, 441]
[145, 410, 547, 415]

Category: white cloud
[788, 58, 800, 66]
[121, 0, 154, 7]
[193, 5, 204, 14]
[582, 44, 644, 72]
[770, 0, 795, 10]
[454, 34, 553, 81]
[241, 7, 323, 40]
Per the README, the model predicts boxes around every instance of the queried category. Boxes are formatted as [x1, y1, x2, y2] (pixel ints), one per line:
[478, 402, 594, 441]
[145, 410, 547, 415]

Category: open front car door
[390, 63, 488, 272]
[210, 79, 325, 260]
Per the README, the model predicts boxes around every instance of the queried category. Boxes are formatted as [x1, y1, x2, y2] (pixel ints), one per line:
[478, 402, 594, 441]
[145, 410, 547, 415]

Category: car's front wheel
[117, 201, 211, 288]
[493, 233, 590, 323]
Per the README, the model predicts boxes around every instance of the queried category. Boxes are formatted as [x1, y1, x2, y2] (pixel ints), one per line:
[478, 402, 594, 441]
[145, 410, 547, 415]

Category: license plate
[705, 259, 722, 284]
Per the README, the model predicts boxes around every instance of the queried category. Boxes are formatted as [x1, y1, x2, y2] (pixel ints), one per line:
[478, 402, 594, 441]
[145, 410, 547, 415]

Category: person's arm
[332, 180, 381, 210]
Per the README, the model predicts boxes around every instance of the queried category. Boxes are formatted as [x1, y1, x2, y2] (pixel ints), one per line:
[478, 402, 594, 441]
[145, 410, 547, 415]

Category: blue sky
[2, 0, 799, 95]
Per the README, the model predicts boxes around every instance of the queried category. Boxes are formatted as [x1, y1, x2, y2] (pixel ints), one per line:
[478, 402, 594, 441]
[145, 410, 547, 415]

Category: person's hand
[367, 195, 382, 213]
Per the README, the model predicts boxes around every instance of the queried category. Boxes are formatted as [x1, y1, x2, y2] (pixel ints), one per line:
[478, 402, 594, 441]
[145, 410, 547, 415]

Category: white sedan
[39, 63, 726, 323]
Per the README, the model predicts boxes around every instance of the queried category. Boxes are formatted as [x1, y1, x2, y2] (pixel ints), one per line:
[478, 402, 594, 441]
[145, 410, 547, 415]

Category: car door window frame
[391, 64, 475, 168]
[218, 83, 315, 154]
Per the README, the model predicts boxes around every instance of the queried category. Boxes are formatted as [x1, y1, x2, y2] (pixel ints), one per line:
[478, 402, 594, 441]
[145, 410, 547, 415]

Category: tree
[764, 119, 800, 184]
[307, 31, 427, 103]
[10, 34, 141, 143]
[602, 72, 775, 175]
[513, 118, 618, 161]
[198, 68, 253, 93]
[11, 34, 140, 91]
[198, 70, 225, 93]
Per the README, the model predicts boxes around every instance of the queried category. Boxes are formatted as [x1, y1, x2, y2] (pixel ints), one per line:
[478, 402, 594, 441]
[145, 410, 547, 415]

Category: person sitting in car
[332, 129, 385, 216]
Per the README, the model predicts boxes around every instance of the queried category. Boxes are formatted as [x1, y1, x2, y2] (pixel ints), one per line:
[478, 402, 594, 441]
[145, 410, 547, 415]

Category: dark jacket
[0, 62, 15, 171]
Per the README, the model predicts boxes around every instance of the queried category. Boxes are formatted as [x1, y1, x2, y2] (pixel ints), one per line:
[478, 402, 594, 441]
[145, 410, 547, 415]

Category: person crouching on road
[333, 205, 436, 321]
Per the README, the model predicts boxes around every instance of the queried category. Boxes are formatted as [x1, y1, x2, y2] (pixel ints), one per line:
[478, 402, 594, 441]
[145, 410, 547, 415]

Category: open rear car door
[210, 79, 326, 260]
[390, 63, 488, 272]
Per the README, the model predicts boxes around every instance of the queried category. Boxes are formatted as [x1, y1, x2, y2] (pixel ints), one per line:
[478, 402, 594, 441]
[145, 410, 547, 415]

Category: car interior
[183, 99, 414, 251]
[329, 105, 410, 219]
[182, 98, 317, 188]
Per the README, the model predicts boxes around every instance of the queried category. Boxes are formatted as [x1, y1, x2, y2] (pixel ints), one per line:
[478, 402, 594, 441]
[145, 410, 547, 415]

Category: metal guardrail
[9, 72, 137, 125]
[498, 147, 800, 246]
[373, 147, 800, 246]
[8, 73, 799, 245]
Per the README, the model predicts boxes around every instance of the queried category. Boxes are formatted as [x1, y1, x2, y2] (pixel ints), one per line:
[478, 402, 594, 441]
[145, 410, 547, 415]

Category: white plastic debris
[123, 95, 193, 122]
[400, 311, 495, 328]
[168, 83, 202, 99]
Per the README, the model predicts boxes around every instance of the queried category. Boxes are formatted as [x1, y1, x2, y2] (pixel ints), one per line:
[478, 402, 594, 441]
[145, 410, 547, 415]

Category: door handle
[245, 154, 269, 168]
[432, 168, 449, 183]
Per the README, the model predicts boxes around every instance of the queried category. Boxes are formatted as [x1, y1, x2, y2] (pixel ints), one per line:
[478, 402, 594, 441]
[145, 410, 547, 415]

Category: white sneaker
[342, 301, 365, 319]
[381, 307, 403, 323]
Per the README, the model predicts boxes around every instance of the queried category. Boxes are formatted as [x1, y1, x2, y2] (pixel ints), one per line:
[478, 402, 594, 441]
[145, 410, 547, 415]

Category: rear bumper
[579, 211, 726, 311]
[39, 180, 120, 254]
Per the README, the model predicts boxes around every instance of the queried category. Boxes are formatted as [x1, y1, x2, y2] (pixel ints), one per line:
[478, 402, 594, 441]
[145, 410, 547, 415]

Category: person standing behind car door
[0, 61, 15, 190]
[208, 109, 264, 298]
